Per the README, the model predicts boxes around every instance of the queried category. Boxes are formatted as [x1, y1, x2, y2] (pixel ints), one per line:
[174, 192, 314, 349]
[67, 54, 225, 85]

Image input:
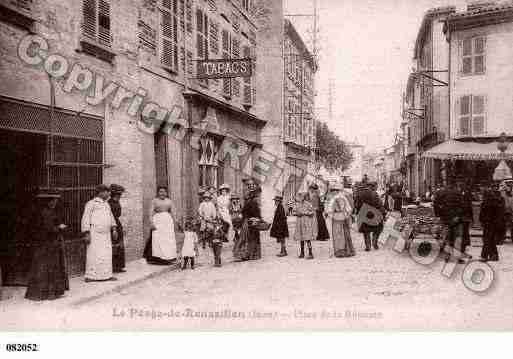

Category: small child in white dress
[182, 220, 199, 270]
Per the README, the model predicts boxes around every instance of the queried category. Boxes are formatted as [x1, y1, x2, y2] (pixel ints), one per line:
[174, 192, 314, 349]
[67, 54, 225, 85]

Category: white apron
[86, 229, 113, 280]
[152, 212, 177, 260]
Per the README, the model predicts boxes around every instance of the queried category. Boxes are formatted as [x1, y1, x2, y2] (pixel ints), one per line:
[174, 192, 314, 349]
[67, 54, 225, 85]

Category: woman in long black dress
[233, 186, 262, 261]
[309, 184, 329, 241]
[25, 190, 69, 301]
[109, 184, 126, 273]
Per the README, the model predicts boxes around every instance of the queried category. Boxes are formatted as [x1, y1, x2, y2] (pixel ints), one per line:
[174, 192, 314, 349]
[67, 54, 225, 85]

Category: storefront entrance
[0, 97, 104, 285]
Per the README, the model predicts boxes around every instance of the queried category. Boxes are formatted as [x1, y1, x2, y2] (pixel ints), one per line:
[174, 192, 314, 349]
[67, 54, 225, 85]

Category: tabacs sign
[196, 58, 252, 79]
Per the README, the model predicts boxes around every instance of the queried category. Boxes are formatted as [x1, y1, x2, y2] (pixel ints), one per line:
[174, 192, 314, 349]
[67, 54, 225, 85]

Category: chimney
[466, 1, 497, 11]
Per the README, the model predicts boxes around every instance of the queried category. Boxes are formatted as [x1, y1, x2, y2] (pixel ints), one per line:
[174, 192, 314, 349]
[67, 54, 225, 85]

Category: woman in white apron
[148, 187, 177, 264]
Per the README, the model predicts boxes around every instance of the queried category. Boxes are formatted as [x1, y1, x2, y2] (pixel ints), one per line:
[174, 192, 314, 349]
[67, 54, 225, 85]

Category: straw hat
[35, 189, 61, 199]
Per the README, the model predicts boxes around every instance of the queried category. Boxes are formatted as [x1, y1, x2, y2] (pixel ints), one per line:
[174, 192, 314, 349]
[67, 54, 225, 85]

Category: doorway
[0, 129, 47, 285]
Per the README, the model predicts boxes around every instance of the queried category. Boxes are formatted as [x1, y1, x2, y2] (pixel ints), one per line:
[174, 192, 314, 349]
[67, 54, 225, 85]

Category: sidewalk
[0, 258, 180, 310]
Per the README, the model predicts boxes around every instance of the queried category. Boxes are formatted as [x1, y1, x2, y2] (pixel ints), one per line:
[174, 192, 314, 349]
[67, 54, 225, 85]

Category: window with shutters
[159, 0, 179, 73]
[231, 37, 240, 98]
[81, 0, 115, 62]
[222, 29, 232, 99]
[0, 0, 35, 30]
[209, 20, 219, 55]
[242, 45, 253, 107]
[196, 7, 209, 87]
[138, 20, 157, 55]
[460, 37, 485, 76]
[458, 95, 486, 136]
[185, 0, 192, 34]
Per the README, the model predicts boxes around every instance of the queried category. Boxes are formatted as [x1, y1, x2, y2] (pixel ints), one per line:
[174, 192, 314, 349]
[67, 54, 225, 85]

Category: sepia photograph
[1, 0, 513, 338]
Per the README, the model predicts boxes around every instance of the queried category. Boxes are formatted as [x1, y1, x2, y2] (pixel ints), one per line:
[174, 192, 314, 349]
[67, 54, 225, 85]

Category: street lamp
[493, 132, 512, 181]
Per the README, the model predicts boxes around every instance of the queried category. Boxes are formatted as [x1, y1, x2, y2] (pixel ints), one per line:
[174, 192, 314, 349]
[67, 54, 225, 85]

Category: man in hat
[270, 194, 289, 257]
[433, 178, 466, 262]
[108, 184, 126, 273]
[81, 184, 118, 282]
[217, 184, 233, 242]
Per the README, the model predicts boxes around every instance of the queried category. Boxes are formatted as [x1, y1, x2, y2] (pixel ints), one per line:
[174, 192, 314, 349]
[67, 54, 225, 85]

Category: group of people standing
[433, 178, 513, 263]
[23, 177, 389, 302]
[25, 184, 126, 301]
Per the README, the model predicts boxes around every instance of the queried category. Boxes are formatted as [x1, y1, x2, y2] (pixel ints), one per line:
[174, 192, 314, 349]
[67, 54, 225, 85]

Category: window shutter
[222, 29, 231, 98]
[82, 0, 97, 41]
[97, 0, 111, 47]
[160, 1, 178, 72]
[138, 20, 157, 55]
[242, 45, 252, 106]
[458, 40, 463, 75]
[209, 20, 219, 55]
[185, 0, 192, 34]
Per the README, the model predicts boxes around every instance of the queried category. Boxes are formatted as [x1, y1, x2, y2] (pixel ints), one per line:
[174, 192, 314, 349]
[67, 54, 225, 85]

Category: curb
[71, 264, 179, 307]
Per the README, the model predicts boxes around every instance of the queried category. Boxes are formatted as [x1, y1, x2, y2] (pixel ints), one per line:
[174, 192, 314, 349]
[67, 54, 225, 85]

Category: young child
[211, 219, 228, 267]
[293, 191, 317, 259]
[181, 219, 199, 270]
[270, 195, 289, 257]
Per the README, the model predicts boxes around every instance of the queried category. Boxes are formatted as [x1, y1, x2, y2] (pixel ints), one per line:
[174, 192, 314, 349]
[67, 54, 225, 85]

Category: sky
[283, 0, 470, 151]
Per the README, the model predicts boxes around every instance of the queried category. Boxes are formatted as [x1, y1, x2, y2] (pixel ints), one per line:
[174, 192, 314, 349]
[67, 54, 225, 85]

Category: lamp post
[493, 133, 512, 181]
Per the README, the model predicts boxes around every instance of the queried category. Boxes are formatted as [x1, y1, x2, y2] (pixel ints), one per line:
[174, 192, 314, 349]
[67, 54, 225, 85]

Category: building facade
[0, 0, 265, 283]
[342, 142, 364, 183]
[254, 1, 317, 219]
[403, 6, 454, 197]
[442, 1, 513, 183]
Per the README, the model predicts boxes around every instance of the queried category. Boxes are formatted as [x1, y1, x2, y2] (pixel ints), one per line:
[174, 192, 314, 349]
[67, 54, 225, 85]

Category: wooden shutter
[82, 0, 97, 41]
[138, 20, 157, 54]
[222, 29, 231, 98]
[160, 0, 178, 72]
[185, 0, 192, 34]
[231, 37, 240, 98]
[97, 0, 111, 47]
[209, 20, 219, 55]
[242, 45, 252, 106]
[196, 8, 209, 87]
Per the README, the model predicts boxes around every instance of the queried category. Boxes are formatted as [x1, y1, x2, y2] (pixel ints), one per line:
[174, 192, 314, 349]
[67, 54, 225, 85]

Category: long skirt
[151, 212, 177, 261]
[330, 218, 355, 257]
[112, 223, 125, 272]
[25, 239, 69, 301]
[85, 230, 113, 281]
[316, 210, 330, 241]
[233, 220, 261, 260]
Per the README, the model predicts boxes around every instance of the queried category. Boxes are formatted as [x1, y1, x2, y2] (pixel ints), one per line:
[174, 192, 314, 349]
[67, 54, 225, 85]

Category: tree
[315, 122, 353, 172]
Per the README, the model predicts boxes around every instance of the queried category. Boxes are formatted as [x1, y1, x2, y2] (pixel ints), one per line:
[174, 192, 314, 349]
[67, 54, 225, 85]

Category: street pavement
[2, 227, 513, 330]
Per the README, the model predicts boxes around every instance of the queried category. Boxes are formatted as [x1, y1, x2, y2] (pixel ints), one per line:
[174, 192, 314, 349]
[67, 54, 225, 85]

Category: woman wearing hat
[270, 194, 289, 257]
[308, 183, 330, 242]
[233, 185, 263, 261]
[217, 184, 234, 242]
[108, 184, 126, 273]
[25, 190, 69, 300]
[325, 183, 355, 258]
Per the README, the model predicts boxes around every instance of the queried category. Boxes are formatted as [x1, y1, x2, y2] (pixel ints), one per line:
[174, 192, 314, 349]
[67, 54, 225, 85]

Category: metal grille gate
[0, 96, 103, 281]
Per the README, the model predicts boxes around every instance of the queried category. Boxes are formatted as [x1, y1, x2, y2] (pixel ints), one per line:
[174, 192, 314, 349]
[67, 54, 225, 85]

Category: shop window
[198, 136, 221, 188]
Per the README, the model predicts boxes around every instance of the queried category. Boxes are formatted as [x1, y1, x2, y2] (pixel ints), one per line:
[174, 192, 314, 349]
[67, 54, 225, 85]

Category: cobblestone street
[3, 227, 513, 331]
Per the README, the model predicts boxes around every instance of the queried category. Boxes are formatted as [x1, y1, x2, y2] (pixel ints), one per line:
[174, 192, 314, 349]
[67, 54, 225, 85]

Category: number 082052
[5, 343, 39, 352]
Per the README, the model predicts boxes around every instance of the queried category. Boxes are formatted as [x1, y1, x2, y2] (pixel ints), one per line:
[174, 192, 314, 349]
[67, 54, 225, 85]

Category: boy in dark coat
[270, 195, 289, 257]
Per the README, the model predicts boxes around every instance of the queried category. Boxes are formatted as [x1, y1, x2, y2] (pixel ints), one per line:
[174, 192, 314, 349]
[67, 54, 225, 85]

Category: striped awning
[422, 139, 513, 160]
